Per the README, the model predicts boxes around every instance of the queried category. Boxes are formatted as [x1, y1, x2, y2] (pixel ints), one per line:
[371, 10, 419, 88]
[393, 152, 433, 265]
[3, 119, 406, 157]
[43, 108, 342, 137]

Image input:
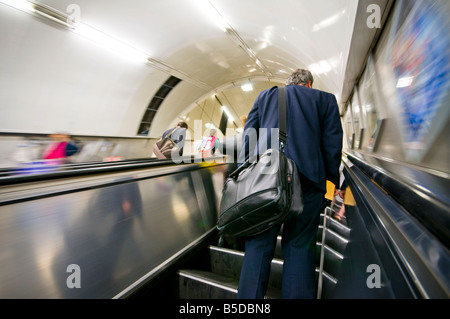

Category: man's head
[177, 121, 188, 129]
[286, 69, 314, 88]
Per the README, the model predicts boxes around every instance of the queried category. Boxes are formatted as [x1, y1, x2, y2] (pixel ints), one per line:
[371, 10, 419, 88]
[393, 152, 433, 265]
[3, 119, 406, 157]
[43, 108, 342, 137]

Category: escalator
[134, 153, 450, 299]
[0, 156, 227, 298]
[176, 205, 351, 299]
[0, 154, 448, 299]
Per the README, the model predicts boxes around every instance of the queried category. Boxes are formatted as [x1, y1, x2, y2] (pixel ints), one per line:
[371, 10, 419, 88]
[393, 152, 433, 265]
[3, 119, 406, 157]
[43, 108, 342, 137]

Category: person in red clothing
[199, 128, 219, 158]
[41, 133, 80, 164]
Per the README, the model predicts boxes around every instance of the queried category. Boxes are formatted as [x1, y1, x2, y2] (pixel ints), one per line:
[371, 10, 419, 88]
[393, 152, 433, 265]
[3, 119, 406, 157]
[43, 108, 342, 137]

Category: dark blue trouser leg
[281, 186, 324, 298]
[237, 184, 324, 299]
[237, 225, 281, 299]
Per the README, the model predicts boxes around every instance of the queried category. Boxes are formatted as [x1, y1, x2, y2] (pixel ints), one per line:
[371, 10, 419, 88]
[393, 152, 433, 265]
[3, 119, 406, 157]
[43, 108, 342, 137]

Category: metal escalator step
[316, 268, 339, 299]
[323, 228, 350, 253]
[275, 236, 283, 259]
[178, 247, 340, 299]
[178, 269, 282, 299]
[178, 269, 238, 299]
[209, 245, 283, 290]
[209, 246, 244, 279]
[317, 243, 344, 279]
[178, 269, 337, 299]
[179, 206, 350, 300]
[327, 217, 351, 238]
[219, 235, 284, 259]
[320, 214, 351, 238]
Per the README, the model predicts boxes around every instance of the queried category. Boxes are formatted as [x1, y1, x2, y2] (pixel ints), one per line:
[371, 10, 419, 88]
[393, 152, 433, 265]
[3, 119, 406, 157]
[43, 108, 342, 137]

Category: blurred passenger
[199, 128, 219, 157]
[7, 137, 41, 166]
[237, 68, 343, 299]
[93, 178, 143, 284]
[330, 162, 347, 222]
[41, 133, 80, 165]
[219, 115, 247, 160]
[139, 124, 150, 135]
[331, 179, 347, 222]
[219, 115, 247, 175]
[161, 121, 188, 156]
[53, 177, 143, 298]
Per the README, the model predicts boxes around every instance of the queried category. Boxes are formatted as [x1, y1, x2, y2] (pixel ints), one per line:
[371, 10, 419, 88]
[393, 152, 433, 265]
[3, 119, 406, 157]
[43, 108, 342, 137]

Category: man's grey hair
[286, 69, 314, 87]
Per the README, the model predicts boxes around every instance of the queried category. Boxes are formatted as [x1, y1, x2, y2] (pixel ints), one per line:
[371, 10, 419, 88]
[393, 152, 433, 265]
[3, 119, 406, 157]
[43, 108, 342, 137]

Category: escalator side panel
[0, 164, 226, 298]
[343, 166, 450, 298]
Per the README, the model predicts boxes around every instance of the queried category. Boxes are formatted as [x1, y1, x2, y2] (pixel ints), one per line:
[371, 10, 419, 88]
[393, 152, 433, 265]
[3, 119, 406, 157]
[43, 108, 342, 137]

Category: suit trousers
[237, 181, 325, 299]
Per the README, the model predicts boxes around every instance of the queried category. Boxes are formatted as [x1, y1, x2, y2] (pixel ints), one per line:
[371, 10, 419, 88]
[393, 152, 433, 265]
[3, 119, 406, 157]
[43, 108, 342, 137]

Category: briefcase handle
[228, 159, 251, 179]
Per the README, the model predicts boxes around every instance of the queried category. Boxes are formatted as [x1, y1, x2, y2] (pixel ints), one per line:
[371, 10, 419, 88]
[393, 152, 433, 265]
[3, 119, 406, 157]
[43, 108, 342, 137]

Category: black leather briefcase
[217, 87, 303, 237]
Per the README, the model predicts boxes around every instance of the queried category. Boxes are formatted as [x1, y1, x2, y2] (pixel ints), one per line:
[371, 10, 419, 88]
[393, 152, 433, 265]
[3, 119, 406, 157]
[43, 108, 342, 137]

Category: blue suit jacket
[240, 85, 343, 191]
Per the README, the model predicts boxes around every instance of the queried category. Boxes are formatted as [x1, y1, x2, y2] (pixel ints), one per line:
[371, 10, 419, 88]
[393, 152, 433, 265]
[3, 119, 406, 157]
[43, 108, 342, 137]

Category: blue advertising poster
[388, 0, 450, 160]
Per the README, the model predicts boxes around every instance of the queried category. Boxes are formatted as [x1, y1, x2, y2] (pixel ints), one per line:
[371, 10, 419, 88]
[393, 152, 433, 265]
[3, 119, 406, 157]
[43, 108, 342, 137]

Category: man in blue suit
[237, 69, 343, 299]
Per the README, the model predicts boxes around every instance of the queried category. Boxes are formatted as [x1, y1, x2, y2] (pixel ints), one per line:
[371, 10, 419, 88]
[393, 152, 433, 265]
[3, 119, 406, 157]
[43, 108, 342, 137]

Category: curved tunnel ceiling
[0, 0, 359, 137]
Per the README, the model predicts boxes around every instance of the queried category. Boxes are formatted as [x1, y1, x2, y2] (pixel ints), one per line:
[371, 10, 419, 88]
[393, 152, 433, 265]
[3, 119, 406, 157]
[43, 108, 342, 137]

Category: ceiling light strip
[1, 0, 212, 91]
[226, 27, 273, 78]
[204, 1, 273, 79]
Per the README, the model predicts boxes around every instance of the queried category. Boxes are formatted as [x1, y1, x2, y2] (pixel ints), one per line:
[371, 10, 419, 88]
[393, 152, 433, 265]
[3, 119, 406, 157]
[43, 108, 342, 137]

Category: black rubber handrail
[345, 152, 450, 249]
[343, 161, 450, 298]
[0, 157, 159, 172]
[0, 155, 225, 186]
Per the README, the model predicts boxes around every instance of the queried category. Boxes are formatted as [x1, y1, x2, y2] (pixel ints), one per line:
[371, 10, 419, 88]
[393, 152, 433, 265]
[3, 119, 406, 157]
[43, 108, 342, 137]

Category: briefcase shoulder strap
[278, 86, 287, 150]
[166, 127, 178, 138]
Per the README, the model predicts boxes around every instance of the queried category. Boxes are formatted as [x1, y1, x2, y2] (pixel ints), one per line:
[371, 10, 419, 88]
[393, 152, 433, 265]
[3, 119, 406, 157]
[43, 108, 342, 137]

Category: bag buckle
[279, 131, 287, 150]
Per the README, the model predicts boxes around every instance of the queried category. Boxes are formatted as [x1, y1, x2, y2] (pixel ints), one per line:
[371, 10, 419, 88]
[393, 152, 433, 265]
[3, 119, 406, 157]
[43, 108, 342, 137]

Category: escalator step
[178, 269, 238, 299]
[177, 205, 350, 299]
[177, 269, 282, 299]
[320, 214, 351, 238]
[177, 268, 337, 299]
[208, 245, 283, 290]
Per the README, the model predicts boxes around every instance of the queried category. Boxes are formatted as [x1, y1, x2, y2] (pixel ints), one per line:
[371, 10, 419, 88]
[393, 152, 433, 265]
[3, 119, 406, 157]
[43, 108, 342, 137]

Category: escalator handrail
[344, 152, 450, 249]
[0, 155, 225, 186]
[343, 160, 450, 298]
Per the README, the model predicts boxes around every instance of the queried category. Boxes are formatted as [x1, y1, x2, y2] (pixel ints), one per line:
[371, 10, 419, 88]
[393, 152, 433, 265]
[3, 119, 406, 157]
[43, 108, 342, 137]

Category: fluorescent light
[0, 0, 150, 65]
[0, 0, 35, 12]
[396, 76, 414, 88]
[241, 83, 253, 92]
[222, 106, 234, 122]
[73, 23, 149, 63]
